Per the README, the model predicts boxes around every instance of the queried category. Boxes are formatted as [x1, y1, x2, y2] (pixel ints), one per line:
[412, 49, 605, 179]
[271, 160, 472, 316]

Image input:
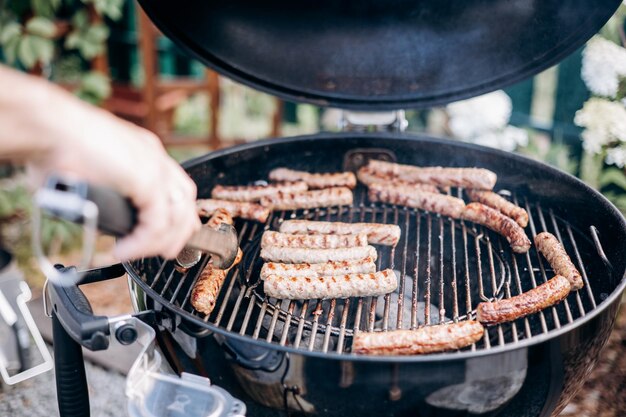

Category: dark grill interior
[131, 186, 610, 356]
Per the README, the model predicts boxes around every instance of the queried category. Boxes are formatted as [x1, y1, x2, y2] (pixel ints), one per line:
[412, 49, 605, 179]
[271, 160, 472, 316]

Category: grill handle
[47, 264, 127, 417]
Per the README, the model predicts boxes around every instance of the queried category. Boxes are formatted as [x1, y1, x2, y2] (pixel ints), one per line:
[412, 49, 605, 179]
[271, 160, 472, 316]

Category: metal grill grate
[132, 186, 608, 355]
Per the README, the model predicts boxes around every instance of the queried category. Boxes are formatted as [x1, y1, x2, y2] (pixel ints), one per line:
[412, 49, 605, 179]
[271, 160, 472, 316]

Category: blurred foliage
[518, 133, 579, 175]
[0, 0, 122, 104]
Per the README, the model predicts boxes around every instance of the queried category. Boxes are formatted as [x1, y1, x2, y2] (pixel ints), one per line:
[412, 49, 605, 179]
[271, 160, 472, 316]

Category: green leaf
[79, 70, 111, 98]
[71, 9, 88, 30]
[599, 167, 626, 189]
[3, 35, 21, 63]
[17, 36, 37, 69]
[0, 22, 22, 44]
[30, 0, 56, 18]
[85, 24, 109, 43]
[78, 39, 102, 59]
[31, 36, 55, 64]
[64, 30, 81, 49]
[25, 17, 57, 38]
[0, 190, 14, 218]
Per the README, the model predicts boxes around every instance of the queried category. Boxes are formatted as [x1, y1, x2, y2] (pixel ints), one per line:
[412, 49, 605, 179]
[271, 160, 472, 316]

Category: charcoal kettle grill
[43, 1, 626, 417]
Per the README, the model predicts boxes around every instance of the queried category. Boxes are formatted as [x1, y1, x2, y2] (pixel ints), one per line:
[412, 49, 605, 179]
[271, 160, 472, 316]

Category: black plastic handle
[53, 311, 90, 417]
[85, 183, 138, 237]
[47, 264, 126, 351]
[43, 176, 138, 237]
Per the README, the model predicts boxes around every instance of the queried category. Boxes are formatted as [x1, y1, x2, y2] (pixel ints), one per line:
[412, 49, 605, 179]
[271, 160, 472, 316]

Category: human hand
[31, 97, 201, 261]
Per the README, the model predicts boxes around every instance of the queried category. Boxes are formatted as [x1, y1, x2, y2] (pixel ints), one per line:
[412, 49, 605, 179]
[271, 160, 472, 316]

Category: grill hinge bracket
[340, 110, 408, 133]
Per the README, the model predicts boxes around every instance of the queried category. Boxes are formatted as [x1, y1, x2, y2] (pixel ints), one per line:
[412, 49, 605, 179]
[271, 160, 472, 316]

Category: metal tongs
[33, 175, 239, 285]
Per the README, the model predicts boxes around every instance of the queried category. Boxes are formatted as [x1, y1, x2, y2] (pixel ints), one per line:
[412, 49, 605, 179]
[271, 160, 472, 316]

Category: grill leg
[53, 311, 90, 417]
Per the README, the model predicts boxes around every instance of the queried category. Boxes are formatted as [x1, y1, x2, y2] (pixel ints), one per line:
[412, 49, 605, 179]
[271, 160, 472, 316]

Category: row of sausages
[190, 161, 584, 355]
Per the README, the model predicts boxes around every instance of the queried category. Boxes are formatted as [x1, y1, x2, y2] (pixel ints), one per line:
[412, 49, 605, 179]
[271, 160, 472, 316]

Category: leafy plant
[0, 0, 123, 104]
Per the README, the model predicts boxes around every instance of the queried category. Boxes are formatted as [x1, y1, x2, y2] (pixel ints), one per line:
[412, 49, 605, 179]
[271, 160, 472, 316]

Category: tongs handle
[39, 175, 138, 237]
[85, 182, 138, 237]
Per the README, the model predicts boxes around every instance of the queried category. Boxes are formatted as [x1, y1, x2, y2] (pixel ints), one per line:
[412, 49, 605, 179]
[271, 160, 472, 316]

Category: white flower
[606, 145, 626, 168]
[575, 98, 626, 154]
[446, 90, 512, 140]
[581, 36, 626, 98]
[472, 126, 529, 152]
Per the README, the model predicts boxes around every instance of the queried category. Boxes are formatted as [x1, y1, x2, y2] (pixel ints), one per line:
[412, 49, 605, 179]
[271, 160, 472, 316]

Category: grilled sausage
[534, 232, 584, 290]
[368, 183, 465, 219]
[263, 269, 397, 300]
[477, 275, 571, 325]
[260, 257, 377, 279]
[260, 245, 377, 263]
[356, 166, 440, 193]
[268, 167, 357, 189]
[352, 321, 484, 355]
[191, 249, 243, 315]
[191, 209, 242, 315]
[466, 189, 528, 228]
[461, 203, 531, 253]
[211, 181, 308, 202]
[197, 198, 270, 223]
[261, 231, 368, 249]
[205, 208, 234, 228]
[259, 187, 353, 210]
[367, 160, 497, 190]
[279, 219, 402, 246]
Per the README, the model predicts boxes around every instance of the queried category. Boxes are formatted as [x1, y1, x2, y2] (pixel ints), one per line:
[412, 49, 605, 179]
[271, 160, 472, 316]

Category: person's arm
[0, 65, 201, 260]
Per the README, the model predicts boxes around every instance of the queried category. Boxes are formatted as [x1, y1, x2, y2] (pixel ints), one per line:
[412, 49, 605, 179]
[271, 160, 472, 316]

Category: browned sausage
[261, 231, 368, 249]
[196, 199, 270, 223]
[260, 245, 377, 263]
[461, 203, 531, 253]
[211, 181, 308, 202]
[260, 257, 377, 280]
[279, 219, 401, 246]
[357, 166, 440, 193]
[534, 232, 584, 290]
[191, 209, 242, 315]
[368, 182, 465, 219]
[367, 160, 497, 190]
[205, 208, 234, 228]
[352, 321, 485, 355]
[191, 249, 243, 315]
[268, 167, 357, 189]
[476, 275, 571, 325]
[259, 187, 353, 210]
[465, 189, 528, 228]
[263, 269, 397, 300]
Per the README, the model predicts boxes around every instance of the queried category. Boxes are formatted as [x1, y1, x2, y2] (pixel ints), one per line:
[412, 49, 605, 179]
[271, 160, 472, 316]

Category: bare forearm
[0, 65, 83, 162]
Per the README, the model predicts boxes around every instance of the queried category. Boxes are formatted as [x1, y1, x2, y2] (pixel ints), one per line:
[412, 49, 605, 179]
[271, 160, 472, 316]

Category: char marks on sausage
[466, 189, 528, 228]
[477, 275, 571, 325]
[534, 232, 584, 290]
[279, 219, 401, 246]
[259, 187, 353, 210]
[461, 203, 531, 253]
[268, 167, 357, 189]
[263, 269, 397, 300]
[368, 183, 465, 219]
[367, 160, 497, 190]
[352, 321, 484, 355]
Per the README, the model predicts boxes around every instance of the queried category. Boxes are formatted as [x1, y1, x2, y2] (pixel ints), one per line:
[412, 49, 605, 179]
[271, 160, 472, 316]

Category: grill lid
[138, 0, 620, 109]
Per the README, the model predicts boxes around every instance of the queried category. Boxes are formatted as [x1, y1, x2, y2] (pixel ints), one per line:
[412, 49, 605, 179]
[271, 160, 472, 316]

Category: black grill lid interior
[138, 0, 621, 110]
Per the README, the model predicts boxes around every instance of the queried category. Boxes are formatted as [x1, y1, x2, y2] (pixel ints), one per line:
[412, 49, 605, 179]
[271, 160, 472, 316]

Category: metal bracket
[340, 110, 408, 133]
[32, 176, 98, 286]
[0, 281, 53, 385]
[343, 148, 397, 172]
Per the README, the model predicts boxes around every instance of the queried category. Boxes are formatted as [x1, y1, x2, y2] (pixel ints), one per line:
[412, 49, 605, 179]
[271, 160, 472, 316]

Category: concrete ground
[0, 347, 126, 417]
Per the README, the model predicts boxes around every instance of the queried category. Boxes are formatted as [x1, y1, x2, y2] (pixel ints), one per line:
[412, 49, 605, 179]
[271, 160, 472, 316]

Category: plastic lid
[127, 352, 246, 417]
